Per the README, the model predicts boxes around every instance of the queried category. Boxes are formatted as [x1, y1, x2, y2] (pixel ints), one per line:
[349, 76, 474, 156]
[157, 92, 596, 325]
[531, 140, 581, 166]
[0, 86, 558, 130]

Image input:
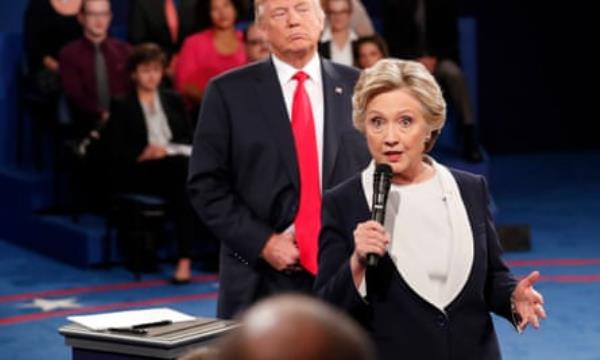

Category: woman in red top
[175, 0, 247, 110]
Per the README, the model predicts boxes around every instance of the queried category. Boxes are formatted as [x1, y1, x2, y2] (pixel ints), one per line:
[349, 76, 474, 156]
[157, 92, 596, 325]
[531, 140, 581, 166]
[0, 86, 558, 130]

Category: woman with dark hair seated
[352, 34, 389, 69]
[174, 0, 247, 112]
[106, 43, 198, 283]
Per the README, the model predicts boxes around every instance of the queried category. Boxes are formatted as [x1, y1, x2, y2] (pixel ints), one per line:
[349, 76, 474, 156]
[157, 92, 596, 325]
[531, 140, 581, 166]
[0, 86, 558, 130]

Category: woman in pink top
[175, 0, 246, 109]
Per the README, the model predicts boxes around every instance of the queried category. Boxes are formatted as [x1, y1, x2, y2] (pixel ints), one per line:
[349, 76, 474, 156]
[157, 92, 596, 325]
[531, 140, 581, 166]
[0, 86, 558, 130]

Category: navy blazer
[188, 58, 370, 319]
[314, 169, 517, 360]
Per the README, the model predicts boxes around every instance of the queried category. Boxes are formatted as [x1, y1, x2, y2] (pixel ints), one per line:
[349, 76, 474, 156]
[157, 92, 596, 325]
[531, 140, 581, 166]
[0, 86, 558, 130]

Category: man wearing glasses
[59, 0, 131, 134]
[244, 22, 270, 63]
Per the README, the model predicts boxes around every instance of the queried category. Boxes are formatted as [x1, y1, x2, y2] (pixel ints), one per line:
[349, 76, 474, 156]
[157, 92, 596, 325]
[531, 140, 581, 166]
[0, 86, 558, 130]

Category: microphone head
[373, 163, 393, 192]
[374, 163, 392, 177]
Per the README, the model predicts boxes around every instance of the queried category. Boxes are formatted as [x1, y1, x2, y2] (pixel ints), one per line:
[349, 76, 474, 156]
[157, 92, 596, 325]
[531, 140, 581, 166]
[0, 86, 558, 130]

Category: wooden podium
[59, 318, 238, 360]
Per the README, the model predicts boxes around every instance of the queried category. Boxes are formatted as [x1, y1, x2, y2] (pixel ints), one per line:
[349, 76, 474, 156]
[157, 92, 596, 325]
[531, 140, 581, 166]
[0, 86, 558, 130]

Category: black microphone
[367, 163, 393, 267]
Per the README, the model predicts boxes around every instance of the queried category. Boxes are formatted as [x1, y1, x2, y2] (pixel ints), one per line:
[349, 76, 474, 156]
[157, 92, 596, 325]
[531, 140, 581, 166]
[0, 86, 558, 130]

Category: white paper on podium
[67, 308, 196, 331]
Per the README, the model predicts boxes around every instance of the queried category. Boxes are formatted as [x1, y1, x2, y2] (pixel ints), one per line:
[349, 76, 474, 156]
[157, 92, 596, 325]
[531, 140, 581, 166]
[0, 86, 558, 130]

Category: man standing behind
[244, 23, 270, 63]
[129, 0, 207, 59]
[59, 0, 131, 138]
[188, 0, 369, 319]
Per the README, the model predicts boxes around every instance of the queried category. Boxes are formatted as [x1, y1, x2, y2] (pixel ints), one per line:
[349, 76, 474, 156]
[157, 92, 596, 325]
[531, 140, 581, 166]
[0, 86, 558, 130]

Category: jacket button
[436, 314, 447, 327]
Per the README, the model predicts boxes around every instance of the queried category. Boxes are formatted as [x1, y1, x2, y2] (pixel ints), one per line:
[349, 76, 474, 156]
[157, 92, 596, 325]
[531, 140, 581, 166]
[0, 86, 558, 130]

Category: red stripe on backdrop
[0, 292, 218, 326]
[0, 274, 218, 303]
[537, 274, 600, 283]
[506, 258, 600, 267]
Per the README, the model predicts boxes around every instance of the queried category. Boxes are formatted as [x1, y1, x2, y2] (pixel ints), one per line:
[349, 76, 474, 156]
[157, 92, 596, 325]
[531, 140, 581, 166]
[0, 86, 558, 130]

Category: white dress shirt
[271, 53, 325, 190]
[320, 26, 358, 67]
[140, 93, 191, 156]
[141, 93, 172, 147]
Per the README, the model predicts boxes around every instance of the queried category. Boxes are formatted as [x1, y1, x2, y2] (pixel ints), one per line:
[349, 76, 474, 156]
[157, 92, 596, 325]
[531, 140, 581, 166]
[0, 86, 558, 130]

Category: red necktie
[165, 0, 179, 44]
[291, 71, 321, 275]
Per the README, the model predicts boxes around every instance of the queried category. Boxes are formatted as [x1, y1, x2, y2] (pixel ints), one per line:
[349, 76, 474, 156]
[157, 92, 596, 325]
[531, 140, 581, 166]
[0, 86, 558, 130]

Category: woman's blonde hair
[352, 59, 446, 152]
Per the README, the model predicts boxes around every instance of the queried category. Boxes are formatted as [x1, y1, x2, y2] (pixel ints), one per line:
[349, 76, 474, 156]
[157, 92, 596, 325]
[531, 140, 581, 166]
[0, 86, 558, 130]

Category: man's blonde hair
[254, 0, 325, 24]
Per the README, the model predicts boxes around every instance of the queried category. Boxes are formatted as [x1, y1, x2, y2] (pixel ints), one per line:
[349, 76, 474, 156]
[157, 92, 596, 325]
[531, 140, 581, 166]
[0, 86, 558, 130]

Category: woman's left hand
[512, 271, 547, 332]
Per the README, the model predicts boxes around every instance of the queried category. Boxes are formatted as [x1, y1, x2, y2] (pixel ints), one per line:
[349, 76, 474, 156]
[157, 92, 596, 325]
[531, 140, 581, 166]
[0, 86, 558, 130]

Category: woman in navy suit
[314, 59, 546, 360]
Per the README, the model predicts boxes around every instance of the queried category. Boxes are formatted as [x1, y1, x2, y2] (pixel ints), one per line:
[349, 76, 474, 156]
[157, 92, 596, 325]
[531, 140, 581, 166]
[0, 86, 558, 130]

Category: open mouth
[384, 151, 403, 161]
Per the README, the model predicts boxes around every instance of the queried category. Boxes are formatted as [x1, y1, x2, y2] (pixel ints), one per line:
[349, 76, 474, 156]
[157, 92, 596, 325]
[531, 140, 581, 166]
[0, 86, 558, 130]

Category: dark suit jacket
[129, 0, 207, 57]
[188, 58, 370, 319]
[381, 0, 460, 63]
[314, 169, 517, 360]
[106, 89, 191, 168]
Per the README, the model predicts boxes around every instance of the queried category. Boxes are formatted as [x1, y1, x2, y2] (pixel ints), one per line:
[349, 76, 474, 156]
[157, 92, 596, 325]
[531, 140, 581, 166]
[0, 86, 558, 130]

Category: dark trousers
[118, 155, 197, 258]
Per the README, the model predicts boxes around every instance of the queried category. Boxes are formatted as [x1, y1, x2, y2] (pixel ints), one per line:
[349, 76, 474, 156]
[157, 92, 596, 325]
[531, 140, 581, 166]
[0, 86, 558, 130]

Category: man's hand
[137, 144, 168, 162]
[43, 56, 60, 72]
[261, 232, 301, 272]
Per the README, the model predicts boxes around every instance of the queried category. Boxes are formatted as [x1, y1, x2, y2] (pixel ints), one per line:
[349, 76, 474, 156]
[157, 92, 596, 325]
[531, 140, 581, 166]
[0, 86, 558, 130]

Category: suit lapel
[254, 59, 299, 189]
[159, 91, 179, 140]
[131, 93, 149, 145]
[321, 60, 345, 188]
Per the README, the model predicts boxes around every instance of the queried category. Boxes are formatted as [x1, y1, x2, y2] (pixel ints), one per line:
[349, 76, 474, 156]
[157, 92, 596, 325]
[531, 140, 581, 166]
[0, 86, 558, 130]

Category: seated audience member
[105, 43, 197, 284]
[24, 0, 82, 101]
[59, 0, 131, 140]
[129, 0, 208, 77]
[174, 0, 246, 111]
[315, 59, 546, 360]
[380, 0, 482, 162]
[322, 0, 374, 37]
[352, 34, 389, 69]
[319, 0, 357, 67]
[212, 294, 375, 360]
[243, 23, 269, 63]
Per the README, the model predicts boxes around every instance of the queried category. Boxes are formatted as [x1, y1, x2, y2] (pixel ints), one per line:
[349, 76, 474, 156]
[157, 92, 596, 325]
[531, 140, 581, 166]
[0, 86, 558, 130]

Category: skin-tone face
[257, 0, 324, 68]
[327, 0, 351, 33]
[210, 0, 237, 30]
[245, 25, 270, 62]
[78, 0, 112, 43]
[364, 89, 432, 184]
[357, 42, 384, 69]
[133, 61, 164, 93]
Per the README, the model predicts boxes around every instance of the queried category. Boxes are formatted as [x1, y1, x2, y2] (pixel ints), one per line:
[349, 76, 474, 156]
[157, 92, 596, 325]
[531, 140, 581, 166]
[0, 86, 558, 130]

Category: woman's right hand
[350, 220, 389, 286]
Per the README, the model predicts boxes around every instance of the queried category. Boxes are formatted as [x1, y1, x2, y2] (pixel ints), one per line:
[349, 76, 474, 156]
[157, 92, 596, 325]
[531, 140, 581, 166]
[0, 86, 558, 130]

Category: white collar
[271, 52, 322, 87]
[320, 25, 358, 42]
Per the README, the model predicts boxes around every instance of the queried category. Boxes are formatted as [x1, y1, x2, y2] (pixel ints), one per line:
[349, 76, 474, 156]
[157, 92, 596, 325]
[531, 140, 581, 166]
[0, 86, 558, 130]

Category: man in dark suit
[129, 0, 207, 59]
[188, 0, 370, 319]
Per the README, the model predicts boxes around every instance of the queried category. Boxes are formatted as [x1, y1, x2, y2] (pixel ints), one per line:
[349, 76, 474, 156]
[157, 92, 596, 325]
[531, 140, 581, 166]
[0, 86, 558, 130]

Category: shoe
[170, 276, 191, 285]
